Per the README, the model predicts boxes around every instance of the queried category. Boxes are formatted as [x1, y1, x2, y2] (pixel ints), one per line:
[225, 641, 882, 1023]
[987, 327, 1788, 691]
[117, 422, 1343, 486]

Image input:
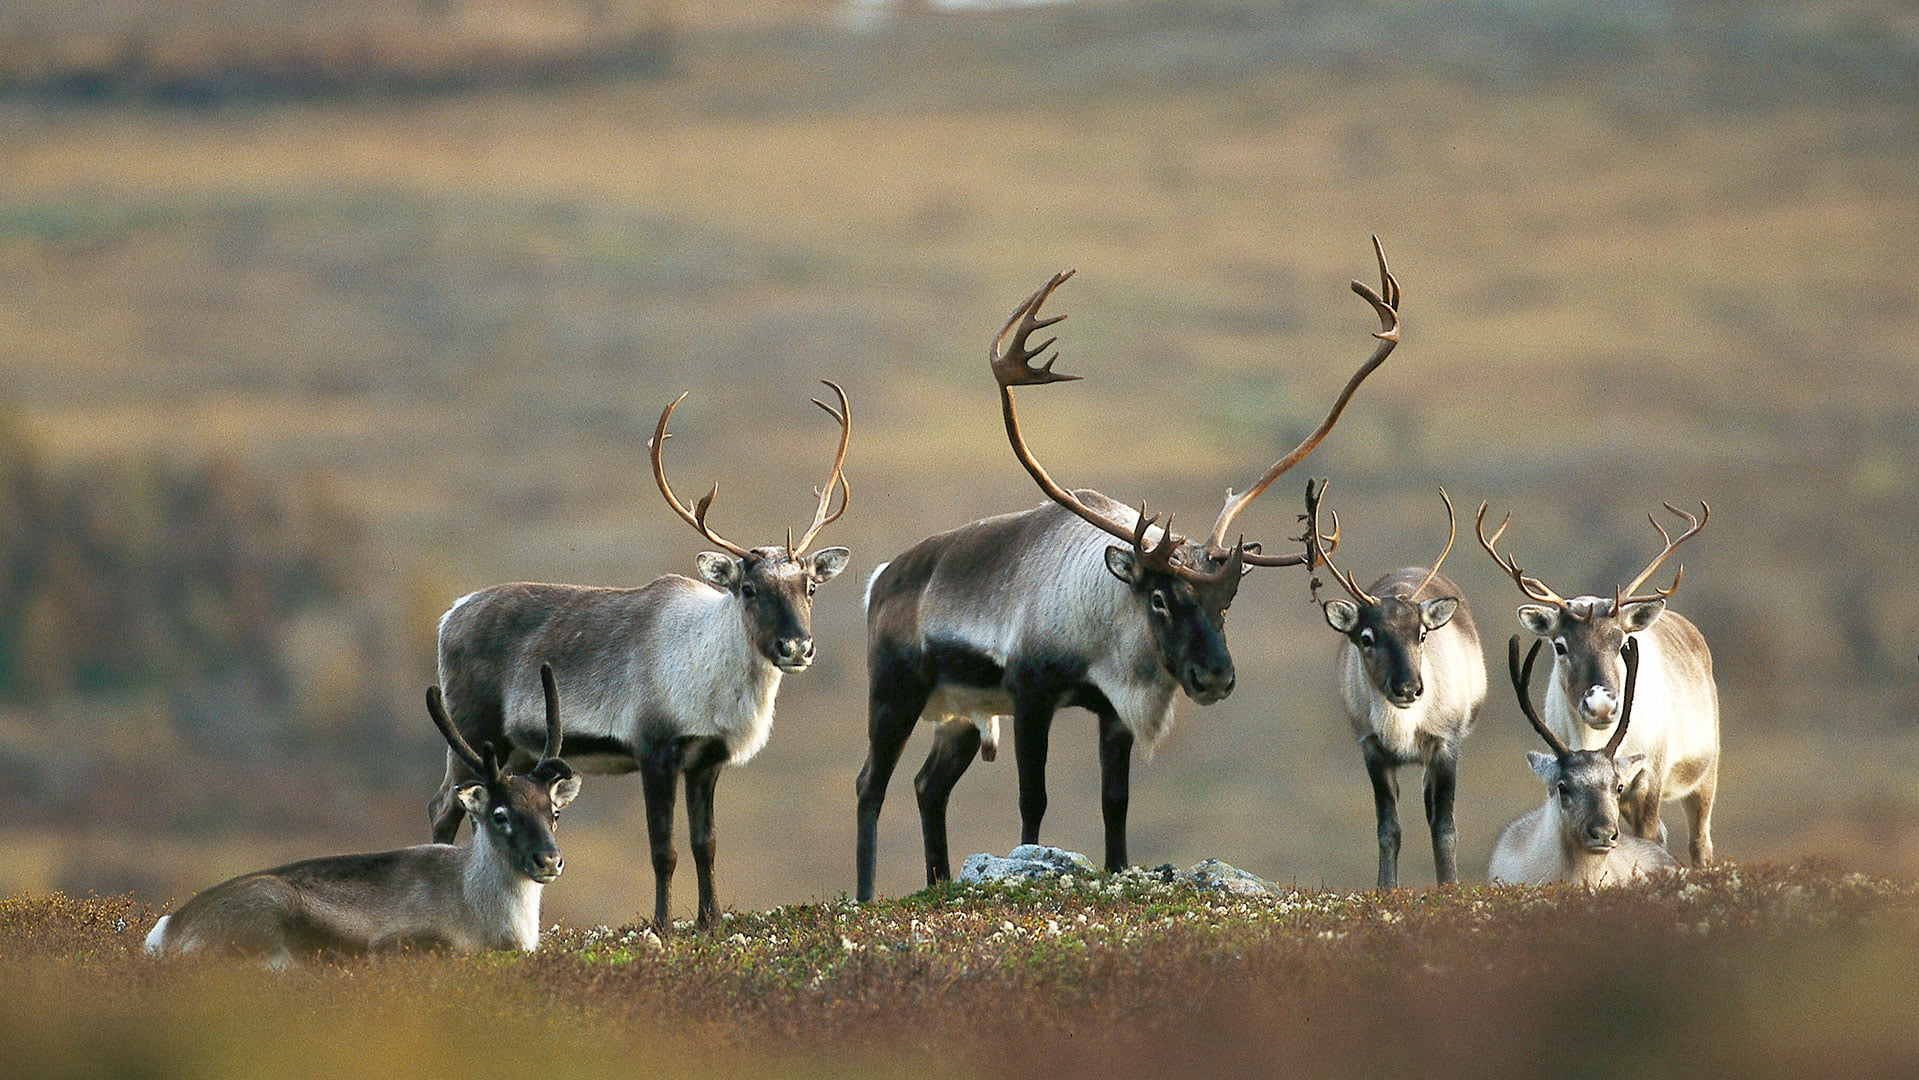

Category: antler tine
[1206, 237, 1402, 559]
[427, 685, 496, 781]
[1605, 638, 1640, 756]
[539, 662, 564, 763]
[791, 379, 852, 556]
[1616, 500, 1710, 606]
[1303, 478, 1376, 605]
[1509, 635, 1571, 758]
[649, 393, 750, 558]
[1475, 501, 1571, 610]
[1409, 488, 1458, 600]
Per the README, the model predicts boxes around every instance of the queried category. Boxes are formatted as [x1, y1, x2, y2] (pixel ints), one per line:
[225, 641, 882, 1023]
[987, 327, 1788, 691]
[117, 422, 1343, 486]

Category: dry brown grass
[5, 864, 1918, 1079]
[0, 1, 1914, 921]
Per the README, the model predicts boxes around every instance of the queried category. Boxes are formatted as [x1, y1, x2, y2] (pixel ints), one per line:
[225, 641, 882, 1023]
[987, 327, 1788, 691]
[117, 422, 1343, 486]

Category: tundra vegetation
[4, 865, 1918, 1077]
[0, 0, 1915, 925]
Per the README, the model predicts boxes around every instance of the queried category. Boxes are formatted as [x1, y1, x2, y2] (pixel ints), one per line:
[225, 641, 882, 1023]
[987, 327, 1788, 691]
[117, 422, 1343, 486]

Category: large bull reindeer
[856, 239, 1402, 900]
[1475, 499, 1720, 864]
[431, 382, 853, 930]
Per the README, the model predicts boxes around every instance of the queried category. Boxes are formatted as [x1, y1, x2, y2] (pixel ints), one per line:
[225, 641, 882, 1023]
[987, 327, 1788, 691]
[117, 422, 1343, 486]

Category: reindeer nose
[775, 637, 815, 667]
[534, 850, 563, 879]
[1187, 664, 1235, 704]
[1581, 686, 1617, 723]
[1391, 677, 1423, 705]
[1587, 824, 1618, 849]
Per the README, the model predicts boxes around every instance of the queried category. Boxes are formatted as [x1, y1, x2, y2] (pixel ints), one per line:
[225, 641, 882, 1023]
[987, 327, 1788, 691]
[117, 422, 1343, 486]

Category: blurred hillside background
[0, 0, 1914, 927]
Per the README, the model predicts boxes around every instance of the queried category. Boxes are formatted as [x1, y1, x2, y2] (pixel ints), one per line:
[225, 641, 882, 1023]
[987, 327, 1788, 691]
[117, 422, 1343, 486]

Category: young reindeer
[146, 666, 580, 966]
[431, 382, 852, 931]
[1476, 500, 1719, 864]
[1303, 480, 1486, 889]
[1489, 636, 1679, 886]
[856, 239, 1403, 901]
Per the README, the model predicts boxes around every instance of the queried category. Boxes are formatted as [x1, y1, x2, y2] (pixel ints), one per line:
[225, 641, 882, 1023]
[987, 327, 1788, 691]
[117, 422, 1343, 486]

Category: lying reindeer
[146, 665, 580, 966]
[1488, 636, 1678, 887]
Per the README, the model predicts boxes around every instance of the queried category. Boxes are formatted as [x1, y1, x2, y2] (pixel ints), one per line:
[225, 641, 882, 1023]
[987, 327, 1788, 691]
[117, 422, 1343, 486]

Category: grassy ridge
[5, 864, 1917, 1078]
[0, 1, 1915, 914]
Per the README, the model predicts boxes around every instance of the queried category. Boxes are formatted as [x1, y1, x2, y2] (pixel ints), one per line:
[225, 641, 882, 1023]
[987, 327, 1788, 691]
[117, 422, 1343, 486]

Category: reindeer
[146, 666, 580, 966]
[1302, 480, 1485, 889]
[1489, 636, 1679, 886]
[855, 239, 1403, 901]
[1475, 500, 1719, 864]
[430, 383, 852, 930]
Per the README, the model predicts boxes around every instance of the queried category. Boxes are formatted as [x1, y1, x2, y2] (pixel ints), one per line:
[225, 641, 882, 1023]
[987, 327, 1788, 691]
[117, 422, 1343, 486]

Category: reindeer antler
[789, 380, 852, 557]
[1302, 478, 1376, 605]
[428, 685, 502, 783]
[649, 393, 751, 558]
[1613, 501, 1709, 611]
[1476, 501, 1573, 610]
[1508, 635, 1570, 759]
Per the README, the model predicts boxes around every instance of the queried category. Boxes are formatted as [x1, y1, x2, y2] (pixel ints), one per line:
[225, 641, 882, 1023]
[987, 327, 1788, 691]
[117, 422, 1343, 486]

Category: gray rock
[1184, 858, 1278, 896]
[957, 844, 1098, 883]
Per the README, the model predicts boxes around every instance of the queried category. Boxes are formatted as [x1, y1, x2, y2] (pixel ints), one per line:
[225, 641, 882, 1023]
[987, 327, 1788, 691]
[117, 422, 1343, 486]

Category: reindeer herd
[144, 238, 1723, 966]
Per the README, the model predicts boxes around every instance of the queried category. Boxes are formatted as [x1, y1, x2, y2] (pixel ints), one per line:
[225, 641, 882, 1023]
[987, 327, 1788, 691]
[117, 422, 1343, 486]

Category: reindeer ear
[1517, 604, 1561, 636]
[1527, 751, 1560, 786]
[1104, 546, 1143, 585]
[1324, 599, 1360, 633]
[550, 775, 582, 811]
[1615, 753, 1648, 784]
[1619, 600, 1665, 633]
[696, 551, 743, 589]
[1421, 597, 1459, 631]
[457, 783, 488, 817]
[807, 547, 850, 583]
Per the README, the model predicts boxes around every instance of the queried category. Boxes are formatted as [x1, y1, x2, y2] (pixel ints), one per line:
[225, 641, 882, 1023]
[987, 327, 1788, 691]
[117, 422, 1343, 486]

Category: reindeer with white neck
[1490, 635, 1679, 886]
[1475, 500, 1719, 864]
[1303, 480, 1486, 889]
[146, 665, 580, 966]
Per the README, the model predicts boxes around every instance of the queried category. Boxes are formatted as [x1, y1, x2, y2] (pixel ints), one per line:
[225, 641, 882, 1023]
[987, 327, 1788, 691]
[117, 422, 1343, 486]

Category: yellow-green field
[0, 1, 1916, 931]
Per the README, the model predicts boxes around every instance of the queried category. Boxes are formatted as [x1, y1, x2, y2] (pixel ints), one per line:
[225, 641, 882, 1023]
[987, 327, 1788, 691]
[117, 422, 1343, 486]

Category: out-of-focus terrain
[0, 0, 1915, 927]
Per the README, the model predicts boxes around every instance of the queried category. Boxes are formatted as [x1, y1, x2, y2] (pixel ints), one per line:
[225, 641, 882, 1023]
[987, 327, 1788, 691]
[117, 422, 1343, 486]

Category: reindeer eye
[1553, 639, 1568, 656]
[1556, 782, 1572, 798]
[1358, 629, 1375, 649]
[492, 807, 510, 827]
[740, 583, 756, 598]
[806, 582, 817, 597]
[1616, 783, 1626, 794]
[1149, 592, 1170, 618]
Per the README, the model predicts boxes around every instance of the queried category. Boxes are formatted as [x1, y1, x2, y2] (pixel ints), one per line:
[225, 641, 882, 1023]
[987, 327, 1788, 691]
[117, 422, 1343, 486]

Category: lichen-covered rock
[1184, 858, 1278, 896]
[958, 845, 1098, 883]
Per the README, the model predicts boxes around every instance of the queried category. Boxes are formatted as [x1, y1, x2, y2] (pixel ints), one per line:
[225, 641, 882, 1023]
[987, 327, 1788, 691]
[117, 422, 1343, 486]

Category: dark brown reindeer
[1489, 636, 1679, 886]
[147, 665, 580, 966]
[1303, 480, 1486, 889]
[856, 239, 1403, 901]
[1475, 499, 1720, 864]
[431, 383, 852, 930]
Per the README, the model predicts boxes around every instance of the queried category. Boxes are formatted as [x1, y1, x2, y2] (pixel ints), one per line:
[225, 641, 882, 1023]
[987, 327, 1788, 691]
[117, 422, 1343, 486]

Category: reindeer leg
[857, 660, 930, 902]
[639, 737, 681, 932]
[1361, 736, 1402, 890]
[915, 719, 983, 887]
[1684, 757, 1717, 865]
[1423, 743, 1460, 886]
[682, 738, 728, 931]
[1011, 694, 1060, 847]
[1097, 709, 1135, 872]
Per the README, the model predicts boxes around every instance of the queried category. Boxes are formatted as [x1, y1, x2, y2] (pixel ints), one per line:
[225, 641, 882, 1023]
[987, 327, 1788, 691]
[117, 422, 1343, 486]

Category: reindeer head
[428, 663, 580, 883]
[1479, 500, 1707, 730]
[1305, 481, 1460, 707]
[650, 382, 853, 672]
[1512, 636, 1648, 854]
[987, 240, 1404, 706]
